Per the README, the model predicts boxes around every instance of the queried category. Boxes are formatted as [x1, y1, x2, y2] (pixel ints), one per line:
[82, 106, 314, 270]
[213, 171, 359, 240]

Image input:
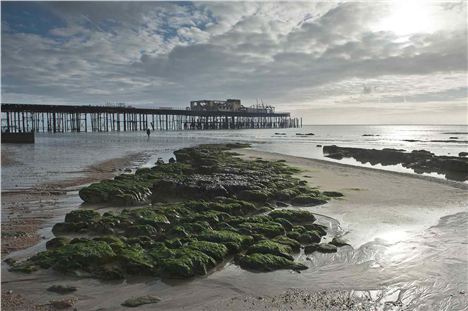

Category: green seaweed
[238, 253, 307, 272]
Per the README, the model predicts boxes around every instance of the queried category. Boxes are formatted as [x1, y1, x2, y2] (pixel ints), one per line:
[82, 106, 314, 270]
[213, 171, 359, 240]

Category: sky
[1, 1, 467, 124]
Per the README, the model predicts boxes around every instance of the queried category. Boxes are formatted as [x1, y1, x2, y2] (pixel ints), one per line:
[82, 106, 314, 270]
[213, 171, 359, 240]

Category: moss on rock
[269, 210, 316, 224]
[246, 240, 293, 260]
[238, 253, 307, 272]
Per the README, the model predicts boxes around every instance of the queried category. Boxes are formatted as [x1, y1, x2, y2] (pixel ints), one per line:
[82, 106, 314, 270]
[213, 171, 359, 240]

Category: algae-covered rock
[291, 195, 328, 206]
[237, 222, 285, 238]
[246, 240, 293, 260]
[186, 240, 229, 262]
[125, 224, 159, 238]
[322, 191, 344, 198]
[303, 224, 328, 236]
[114, 245, 155, 274]
[52, 222, 88, 235]
[272, 217, 293, 231]
[238, 253, 307, 272]
[269, 210, 316, 224]
[197, 230, 253, 253]
[65, 209, 101, 223]
[159, 248, 217, 278]
[18, 143, 346, 281]
[304, 243, 337, 254]
[22, 240, 116, 274]
[272, 236, 301, 253]
[297, 231, 322, 244]
[122, 295, 161, 307]
[330, 237, 350, 247]
[237, 190, 269, 203]
[46, 237, 70, 250]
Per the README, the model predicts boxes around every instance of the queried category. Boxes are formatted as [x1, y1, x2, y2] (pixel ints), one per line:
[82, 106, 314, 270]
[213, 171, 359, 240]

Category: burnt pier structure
[1, 103, 301, 133]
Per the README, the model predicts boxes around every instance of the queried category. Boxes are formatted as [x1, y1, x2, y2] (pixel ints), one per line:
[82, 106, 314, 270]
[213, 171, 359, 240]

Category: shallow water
[2, 125, 468, 190]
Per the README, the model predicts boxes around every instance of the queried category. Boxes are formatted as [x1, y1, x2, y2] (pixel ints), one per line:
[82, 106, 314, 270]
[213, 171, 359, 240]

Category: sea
[2, 124, 467, 190]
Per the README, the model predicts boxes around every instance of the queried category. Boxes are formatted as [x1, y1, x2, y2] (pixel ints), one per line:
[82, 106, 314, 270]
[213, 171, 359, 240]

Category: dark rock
[49, 298, 77, 309]
[125, 225, 159, 237]
[65, 209, 101, 223]
[322, 191, 344, 198]
[330, 237, 350, 247]
[275, 201, 289, 207]
[246, 240, 293, 260]
[238, 253, 307, 272]
[169, 157, 176, 163]
[272, 236, 301, 252]
[47, 285, 77, 294]
[46, 237, 70, 250]
[304, 243, 337, 254]
[323, 145, 468, 181]
[459, 152, 468, 157]
[269, 209, 316, 224]
[122, 295, 161, 307]
[303, 224, 327, 236]
[291, 195, 327, 206]
[297, 231, 321, 244]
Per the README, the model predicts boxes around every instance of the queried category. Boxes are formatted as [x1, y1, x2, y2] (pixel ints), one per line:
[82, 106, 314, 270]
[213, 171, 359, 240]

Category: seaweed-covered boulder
[273, 218, 293, 231]
[24, 240, 116, 273]
[237, 190, 269, 203]
[46, 237, 70, 250]
[272, 236, 301, 253]
[125, 225, 159, 238]
[246, 240, 293, 260]
[93, 235, 125, 249]
[114, 245, 155, 274]
[65, 209, 101, 223]
[304, 243, 337, 254]
[52, 222, 89, 235]
[237, 222, 285, 238]
[159, 249, 217, 278]
[269, 210, 316, 224]
[292, 195, 328, 206]
[238, 253, 307, 272]
[196, 230, 253, 253]
[186, 240, 229, 262]
[303, 224, 327, 236]
[297, 231, 322, 244]
[121, 208, 170, 227]
[330, 237, 350, 247]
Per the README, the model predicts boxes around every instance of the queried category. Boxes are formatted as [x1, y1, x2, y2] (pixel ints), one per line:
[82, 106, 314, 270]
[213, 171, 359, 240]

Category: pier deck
[1, 103, 301, 133]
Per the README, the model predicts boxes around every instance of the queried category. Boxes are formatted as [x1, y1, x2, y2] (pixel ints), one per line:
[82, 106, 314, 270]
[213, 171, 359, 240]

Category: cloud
[1, 1, 467, 124]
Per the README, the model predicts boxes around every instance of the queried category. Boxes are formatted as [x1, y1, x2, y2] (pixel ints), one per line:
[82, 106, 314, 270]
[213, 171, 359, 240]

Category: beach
[2, 145, 467, 310]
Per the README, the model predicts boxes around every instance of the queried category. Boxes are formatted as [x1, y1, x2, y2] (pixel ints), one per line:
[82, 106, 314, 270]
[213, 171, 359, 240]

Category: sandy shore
[2, 147, 467, 310]
[238, 149, 468, 246]
[1, 151, 150, 256]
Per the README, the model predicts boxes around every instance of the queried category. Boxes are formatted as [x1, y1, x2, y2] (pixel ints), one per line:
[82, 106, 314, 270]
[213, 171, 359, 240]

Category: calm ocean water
[2, 125, 467, 190]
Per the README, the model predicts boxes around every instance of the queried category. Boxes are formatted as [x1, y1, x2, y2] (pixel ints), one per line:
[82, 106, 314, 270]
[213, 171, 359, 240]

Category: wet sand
[1, 151, 152, 310]
[1, 151, 150, 255]
[2, 148, 467, 310]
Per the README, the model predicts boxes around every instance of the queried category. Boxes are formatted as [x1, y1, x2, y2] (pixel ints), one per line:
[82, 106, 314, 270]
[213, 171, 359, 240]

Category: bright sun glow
[376, 1, 438, 36]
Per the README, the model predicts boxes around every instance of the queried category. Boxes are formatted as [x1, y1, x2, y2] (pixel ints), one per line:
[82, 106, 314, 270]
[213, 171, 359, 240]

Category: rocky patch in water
[8, 144, 345, 280]
[323, 145, 468, 181]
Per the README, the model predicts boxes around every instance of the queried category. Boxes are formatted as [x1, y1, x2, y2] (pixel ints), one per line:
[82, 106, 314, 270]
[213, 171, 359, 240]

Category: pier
[1, 103, 301, 133]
